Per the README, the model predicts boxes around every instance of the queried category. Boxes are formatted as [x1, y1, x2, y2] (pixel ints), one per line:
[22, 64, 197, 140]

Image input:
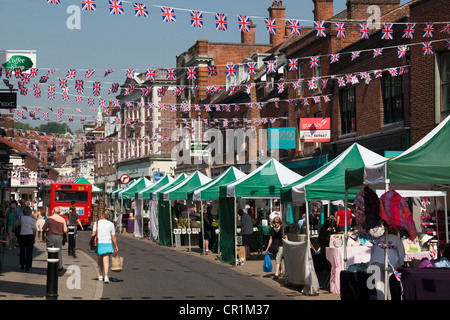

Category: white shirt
[93, 219, 115, 244]
[369, 234, 405, 269]
[19, 215, 36, 235]
[269, 211, 281, 221]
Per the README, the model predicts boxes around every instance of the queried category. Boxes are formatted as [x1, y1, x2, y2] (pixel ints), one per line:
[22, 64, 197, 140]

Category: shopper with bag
[265, 216, 287, 280]
[91, 210, 119, 283]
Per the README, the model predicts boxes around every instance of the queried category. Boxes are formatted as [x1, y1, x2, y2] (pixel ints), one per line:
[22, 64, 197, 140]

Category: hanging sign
[120, 174, 131, 184]
[0, 92, 17, 109]
[300, 117, 331, 142]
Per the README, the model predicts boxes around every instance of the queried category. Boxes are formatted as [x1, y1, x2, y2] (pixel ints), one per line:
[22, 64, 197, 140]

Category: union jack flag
[66, 69, 76, 79]
[403, 23, 416, 39]
[126, 69, 135, 78]
[29, 68, 38, 78]
[170, 104, 177, 112]
[314, 20, 326, 37]
[59, 78, 68, 88]
[109, 0, 124, 15]
[266, 60, 277, 73]
[321, 78, 328, 89]
[238, 15, 251, 33]
[335, 22, 346, 38]
[373, 48, 383, 58]
[389, 68, 398, 77]
[93, 81, 101, 96]
[374, 70, 383, 78]
[48, 85, 55, 100]
[288, 58, 298, 71]
[330, 53, 340, 63]
[323, 95, 331, 102]
[359, 22, 370, 39]
[351, 51, 361, 61]
[441, 23, 450, 34]
[47, 0, 60, 4]
[307, 79, 317, 90]
[186, 67, 196, 80]
[247, 62, 256, 75]
[76, 107, 82, 113]
[166, 68, 176, 80]
[423, 23, 434, 37]
[145, 68, 156, 81]
[161, 7, 176, 22]
[215, 13, 227, 31]
[133, 3, 148, 17]
[265, 18, 276, 35]
[398, 45, 408, 58]
[310, 56, 320, 68]
[205, 105, 211, 112]
[43, 112, 49, 118]
[287, 19, 301, 35]
[207, 65, 217, 76]
[422, 41, 433, 55]
[381, 23, 393, 40]
[337, 77, 346, 87]
[190, 11, 203, 28]
[104, 69, 113, 77]
[76, 97, 83, 103]
[84, 69, 95, 79]
[81, 0, 96, 11]
[226, 64, 236, 78]
[194, 105, 201, 111]
[99, 99, 106, 107]
[276, 83, 284, 93]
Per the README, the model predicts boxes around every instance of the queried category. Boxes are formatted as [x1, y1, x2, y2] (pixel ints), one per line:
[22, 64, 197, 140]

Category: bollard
[46, 247, 59, 300]
[68, 226, 76, 257]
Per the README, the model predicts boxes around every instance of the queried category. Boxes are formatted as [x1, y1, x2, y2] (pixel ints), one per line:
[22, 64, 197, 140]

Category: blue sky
[0, 0, 407, 131]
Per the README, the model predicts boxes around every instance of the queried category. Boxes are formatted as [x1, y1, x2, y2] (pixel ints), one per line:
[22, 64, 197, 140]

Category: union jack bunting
[381, 23, 394, 40]
[190, 10, 203, 28]
[337, 77, 345, 87]
[47, 0, 60, 4]
[88, 98, 95, 106]
[29, 68, 38, 78]
[226, 64, 236, 78]
[389, 68, 398, 76]
[161, 7, 176, 22]
[246, 62, 256, 75]
[423, 22, 434, 37]
[373, 48, 383, 58]
[310, 56, 320, 68]
[194, 105, 201, 111]
[166, 68, 176, 80]
[59, 78, 68, 88]
[93, 81, 101, 96]
[330, 53, 340, 63]
[215, 13, 227, 31]
[287, 20, 301, 35]
[374, 70, 383, 78]
[314, 21, 326, 37]
[146, 68, 156, 80]
[422, 41, 433, 55]
[76, 97, 82, 103]
[265, 18, 276, 35]
[75, 80, 84, 94]
[104, 69, 113, 77]
[323, 95, 331, 102]
[403, 23, 416, 39]
[266, 60, 277, 73]
[186, 67, 196, 80]
[48, 85, 55, 100]
[207, 65, 217, 76]
[133, 3, 148, 17]
[238, 15, 251, 33]
[66, 69, 76, 79]
[398, 45, 408, 58]
[359, 23, 369, 39]
[441, 23, 450, 34]
[307, 79, 317, 90]
[85, 69, 95, 78]
[288, 58, 298, 71]
[335, 22, 346, 38]
[126, 69, 135, 78]
[276, 83, 284, 93]
[170, 104, 177, 112]
[204, 105, 212, 112]
[109, 0, 124, 15]
[81, 0, 96, 11]
[321, 78, 328, 89]
[351, 51, 361, 61]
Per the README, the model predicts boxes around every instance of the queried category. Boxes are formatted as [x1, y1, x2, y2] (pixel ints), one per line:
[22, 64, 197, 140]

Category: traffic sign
[120, 174, 130, 184]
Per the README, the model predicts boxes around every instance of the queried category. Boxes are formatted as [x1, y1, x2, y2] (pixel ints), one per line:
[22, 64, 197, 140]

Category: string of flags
[45, 0, 450, 41]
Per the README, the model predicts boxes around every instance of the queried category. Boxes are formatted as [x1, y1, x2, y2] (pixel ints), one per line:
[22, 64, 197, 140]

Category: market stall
[161, 171, 212, 250]
[345, 115, 450, 300]
[135, 175, 174, 240]
[218, 159, 302, 275]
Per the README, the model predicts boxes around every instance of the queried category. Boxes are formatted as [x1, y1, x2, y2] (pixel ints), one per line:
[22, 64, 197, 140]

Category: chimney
[346, 0, 400, 21]
[268, 1, 286, 47]
[241, 20, 257, 44]
[312, 0, 334, 21]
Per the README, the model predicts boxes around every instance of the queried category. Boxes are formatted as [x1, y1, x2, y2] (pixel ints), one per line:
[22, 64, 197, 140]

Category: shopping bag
[263, 252, 273, 273]
[111, 254, 124, 272]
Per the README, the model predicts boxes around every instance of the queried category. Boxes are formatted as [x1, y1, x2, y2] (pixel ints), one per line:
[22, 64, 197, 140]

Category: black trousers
[19, 234, 34, 269]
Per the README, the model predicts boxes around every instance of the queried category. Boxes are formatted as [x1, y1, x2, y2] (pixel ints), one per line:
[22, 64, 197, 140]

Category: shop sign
[300, 118, 331, 142]
[2, 55, 34, 72]
[0, 92, 17, 109]
[268, 127, 296, 150]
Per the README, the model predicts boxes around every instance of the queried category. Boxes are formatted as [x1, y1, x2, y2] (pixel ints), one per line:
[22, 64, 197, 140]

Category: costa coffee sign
[300, 118, 331, 142]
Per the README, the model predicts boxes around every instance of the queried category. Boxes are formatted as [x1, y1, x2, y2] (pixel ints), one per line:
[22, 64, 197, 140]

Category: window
[382, 74, 404, 124]
[340, 87, 356, 134]
[439, 52, 450, 118]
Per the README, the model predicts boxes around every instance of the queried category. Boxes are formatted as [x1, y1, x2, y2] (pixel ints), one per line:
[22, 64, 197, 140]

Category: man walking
[42, 207, 67, 271]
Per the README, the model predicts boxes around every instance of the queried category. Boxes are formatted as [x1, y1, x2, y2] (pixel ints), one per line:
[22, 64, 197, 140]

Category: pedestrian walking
[91, 210, 118, 283]
[18, 206, 36, 271]
[5, 201, 17, 250]
[42, 207, 67, 271]
[266, 216, 287, 280]
[35, 207, 47, 242]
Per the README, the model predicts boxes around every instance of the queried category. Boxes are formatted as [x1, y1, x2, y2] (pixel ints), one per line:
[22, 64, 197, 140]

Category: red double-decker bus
[42, 182, 92, 228]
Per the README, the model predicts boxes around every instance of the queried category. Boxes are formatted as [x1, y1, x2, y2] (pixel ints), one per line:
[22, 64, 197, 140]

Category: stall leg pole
[187, 201, 191, 252]
[201, 202, 205, 255]
[170, 201, 173, 247]
[344, 189, 348, 270]
[234, 197, 237, 266]
[445, 195, 448, 244]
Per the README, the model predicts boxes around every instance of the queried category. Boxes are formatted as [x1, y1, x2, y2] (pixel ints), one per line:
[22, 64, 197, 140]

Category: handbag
[89, 220, 99, 250]
[263, 252, 273, 273]
[111, 254, 123, 272]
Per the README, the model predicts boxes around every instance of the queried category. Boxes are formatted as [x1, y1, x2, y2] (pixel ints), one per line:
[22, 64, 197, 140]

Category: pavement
[0, 233, 340, 301]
